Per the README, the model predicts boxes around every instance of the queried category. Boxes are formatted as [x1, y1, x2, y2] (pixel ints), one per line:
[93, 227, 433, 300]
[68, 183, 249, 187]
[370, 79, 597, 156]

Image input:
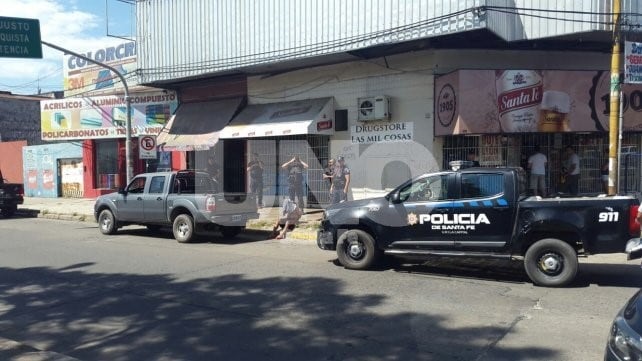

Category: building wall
[22, 143, 83, 198]
[0, 96, 44, 146]
[248, 53, 438, 199]
[248, 48, 611, 199]
[0, 141, 26, 183]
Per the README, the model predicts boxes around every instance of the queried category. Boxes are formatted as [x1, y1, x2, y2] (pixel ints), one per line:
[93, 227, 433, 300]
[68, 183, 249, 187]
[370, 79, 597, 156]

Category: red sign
[317, 120, 333, 131]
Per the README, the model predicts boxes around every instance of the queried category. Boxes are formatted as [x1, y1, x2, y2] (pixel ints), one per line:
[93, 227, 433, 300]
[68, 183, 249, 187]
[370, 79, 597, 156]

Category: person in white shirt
[563, 146, 580, 195]
[270, 198, 304, 239]
[527, 145, 547, 197]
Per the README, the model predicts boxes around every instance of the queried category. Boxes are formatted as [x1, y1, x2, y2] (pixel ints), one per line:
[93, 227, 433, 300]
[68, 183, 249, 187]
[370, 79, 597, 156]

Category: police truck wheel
[524, 238, 578, 287]
[336, 229, 380, 270]
[98, 209, 117, 235]
[173, 214, 195, 243]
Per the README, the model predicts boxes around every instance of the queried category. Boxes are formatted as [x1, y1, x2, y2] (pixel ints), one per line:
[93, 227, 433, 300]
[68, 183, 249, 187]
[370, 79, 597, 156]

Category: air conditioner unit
[374, 95, 391, 120]
[357, 97, 375, 121]
[358, 95, 391, 122]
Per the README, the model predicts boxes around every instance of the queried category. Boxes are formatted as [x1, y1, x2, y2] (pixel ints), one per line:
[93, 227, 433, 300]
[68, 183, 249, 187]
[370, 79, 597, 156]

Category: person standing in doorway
[563, 146, 580, 195]
[601, 151, 609, 194]
[206, 155, 221, 183]
[247, 153, 264, 208]
[331, 156, 351, 204]
[282, 155, 308, 209]
[467, 151, 481, 167]
[527, 145, 547, 197]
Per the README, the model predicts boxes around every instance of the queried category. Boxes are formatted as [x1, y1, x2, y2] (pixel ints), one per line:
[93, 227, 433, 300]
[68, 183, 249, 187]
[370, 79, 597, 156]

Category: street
[0, 216, 640, 360]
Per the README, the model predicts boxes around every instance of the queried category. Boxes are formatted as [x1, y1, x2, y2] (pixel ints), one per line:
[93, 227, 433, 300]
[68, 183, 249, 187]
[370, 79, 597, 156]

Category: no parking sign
[139, 135, 157, 159]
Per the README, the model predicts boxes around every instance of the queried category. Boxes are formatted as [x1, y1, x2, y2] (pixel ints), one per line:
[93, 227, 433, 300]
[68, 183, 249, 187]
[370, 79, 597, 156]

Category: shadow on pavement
[6, 209, 39, 219]
[0, 264, 560, 361]
[107, 226, 273, 244]
[328, 256, 642, 289]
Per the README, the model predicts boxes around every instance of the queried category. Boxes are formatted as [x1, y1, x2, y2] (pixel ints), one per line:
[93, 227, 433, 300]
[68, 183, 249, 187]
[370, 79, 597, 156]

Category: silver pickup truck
[94, 170, 259, 242]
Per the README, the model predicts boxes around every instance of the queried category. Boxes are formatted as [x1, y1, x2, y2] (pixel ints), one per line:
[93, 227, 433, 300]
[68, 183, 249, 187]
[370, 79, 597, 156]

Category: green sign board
[0, 16, 42, 59]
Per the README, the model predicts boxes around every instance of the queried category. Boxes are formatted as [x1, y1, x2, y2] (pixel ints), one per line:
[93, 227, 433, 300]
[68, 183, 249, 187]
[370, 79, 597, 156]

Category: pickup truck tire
[524, 238, 578, 287]
[336, 229, 380, 270]
[220, 226, 242, 238]
[1, 206, 17, 218]
[98, 209, 118, 235]
[173, 214, 195, 243]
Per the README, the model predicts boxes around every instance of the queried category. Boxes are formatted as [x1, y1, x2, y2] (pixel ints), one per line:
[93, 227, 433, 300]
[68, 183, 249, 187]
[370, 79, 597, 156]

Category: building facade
[134, 1, 642, 203]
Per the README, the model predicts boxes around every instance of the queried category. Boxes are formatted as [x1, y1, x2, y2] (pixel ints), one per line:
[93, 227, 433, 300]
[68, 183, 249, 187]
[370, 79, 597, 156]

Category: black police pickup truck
[317, 167, 642, 287]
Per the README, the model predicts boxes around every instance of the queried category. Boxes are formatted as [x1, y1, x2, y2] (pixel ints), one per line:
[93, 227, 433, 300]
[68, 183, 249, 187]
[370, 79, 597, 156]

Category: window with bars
[247, 135, 330, 208]
[443, 133, 642, 195]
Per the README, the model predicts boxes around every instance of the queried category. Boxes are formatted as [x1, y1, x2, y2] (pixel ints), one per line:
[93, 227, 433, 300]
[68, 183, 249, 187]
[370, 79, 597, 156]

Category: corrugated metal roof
[137, 0, 641, 83]
[137, 0, 483, 83]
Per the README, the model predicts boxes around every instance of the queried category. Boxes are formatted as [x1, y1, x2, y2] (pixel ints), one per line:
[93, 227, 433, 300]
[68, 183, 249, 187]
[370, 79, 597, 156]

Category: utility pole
[41, 41, 134, 185]
[608, 0, 621, 195]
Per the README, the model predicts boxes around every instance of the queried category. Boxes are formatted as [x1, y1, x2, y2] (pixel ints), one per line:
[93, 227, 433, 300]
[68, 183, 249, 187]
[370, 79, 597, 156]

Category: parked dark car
[0, 169, 24, 218]
[605, 289, 642, 360]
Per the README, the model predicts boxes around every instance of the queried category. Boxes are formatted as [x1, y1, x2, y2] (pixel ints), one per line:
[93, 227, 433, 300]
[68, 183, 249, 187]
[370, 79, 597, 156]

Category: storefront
[22, 143, 83, 198]
[219, 97, 335, 207]
[435, 69, 642, 195]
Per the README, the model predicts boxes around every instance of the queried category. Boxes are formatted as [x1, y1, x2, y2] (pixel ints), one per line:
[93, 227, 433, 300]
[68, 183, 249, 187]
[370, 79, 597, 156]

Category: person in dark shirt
[330, 156, 350, 204]
[206, 156, 221, 182]
[467, 151, 481, 167]
[323, 158, 335, 185]
[281, 155, 308, 209]
[246, 153, 264, 207]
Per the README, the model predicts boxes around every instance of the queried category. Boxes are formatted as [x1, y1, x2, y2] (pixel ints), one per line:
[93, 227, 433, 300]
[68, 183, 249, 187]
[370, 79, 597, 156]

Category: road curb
[21, 209, 320, 241]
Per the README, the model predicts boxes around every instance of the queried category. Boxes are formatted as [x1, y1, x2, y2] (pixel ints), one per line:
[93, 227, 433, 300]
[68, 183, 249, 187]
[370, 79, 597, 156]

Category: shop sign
[350, 122, 413, 144]
[479, 135, 503, 167]
[63, 41, 137, 97]
[40, 91, 178, 141]
[625, 41, 642, 84]
[434, 69, 642, 135]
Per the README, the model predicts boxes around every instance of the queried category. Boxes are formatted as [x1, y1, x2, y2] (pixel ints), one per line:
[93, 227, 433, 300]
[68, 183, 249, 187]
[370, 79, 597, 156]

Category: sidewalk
[18, 197, 321, 241]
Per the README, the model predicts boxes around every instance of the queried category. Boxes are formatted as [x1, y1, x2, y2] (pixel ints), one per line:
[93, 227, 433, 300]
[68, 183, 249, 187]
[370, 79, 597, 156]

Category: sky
[0, 0, 134, 95]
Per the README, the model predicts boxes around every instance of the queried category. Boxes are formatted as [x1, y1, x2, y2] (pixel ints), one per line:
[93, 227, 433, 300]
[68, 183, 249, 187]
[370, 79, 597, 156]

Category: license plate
[231, 215, 243, 222]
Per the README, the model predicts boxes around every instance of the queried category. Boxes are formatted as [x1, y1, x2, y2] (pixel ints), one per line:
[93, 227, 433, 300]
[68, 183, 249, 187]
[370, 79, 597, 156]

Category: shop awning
[219, 97, 334, 139]
[157, 97, 244, 151]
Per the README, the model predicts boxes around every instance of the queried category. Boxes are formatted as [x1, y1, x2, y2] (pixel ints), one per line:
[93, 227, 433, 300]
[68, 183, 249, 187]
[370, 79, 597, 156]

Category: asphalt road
[0, 216, 641, 361]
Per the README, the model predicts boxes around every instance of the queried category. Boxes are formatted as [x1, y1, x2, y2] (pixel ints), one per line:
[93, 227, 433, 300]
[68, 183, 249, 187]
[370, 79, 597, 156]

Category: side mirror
[117, 187, 127, 195]
[390, 191, 402, 204]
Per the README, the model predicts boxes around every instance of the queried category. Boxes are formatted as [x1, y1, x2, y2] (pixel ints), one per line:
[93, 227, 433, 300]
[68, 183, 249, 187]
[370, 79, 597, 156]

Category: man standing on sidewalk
[331, 156, 350, 204]
[527, 145, 547, 197]
[247, 153, 264, 208]
[282, 155, 308, 209]
[563, 146, 580, 195]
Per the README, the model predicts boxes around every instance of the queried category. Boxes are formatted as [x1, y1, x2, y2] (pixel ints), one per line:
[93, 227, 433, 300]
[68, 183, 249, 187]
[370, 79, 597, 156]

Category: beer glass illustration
[538, 91, 571, 132]
[496, 70, 543, 132]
